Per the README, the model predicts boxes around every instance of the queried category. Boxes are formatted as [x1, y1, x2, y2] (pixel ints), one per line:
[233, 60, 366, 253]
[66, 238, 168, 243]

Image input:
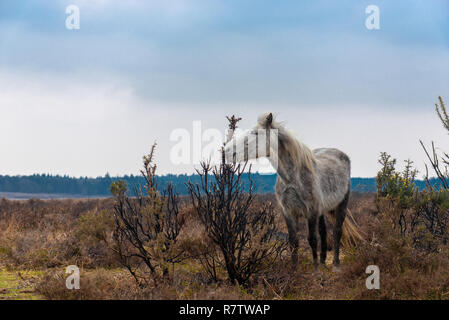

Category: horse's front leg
[282, 211, 299, 267]
[318, 214, 327, 265]
[307, 214, 318, 270]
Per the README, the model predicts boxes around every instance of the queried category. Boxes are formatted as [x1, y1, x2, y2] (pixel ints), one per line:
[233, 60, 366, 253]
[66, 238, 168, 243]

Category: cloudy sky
[0, 0, 448, 178]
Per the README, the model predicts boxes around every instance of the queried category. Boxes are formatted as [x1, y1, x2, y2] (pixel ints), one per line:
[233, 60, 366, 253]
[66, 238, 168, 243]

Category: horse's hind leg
[318, 214, 327, 265]
[333, 189, 350, 267]
[307, 214, 318, 269]
[327, 210, 335, 252]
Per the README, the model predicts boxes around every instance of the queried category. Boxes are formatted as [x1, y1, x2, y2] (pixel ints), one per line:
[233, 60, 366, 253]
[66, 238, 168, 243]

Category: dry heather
[0, 198, 117, 269]
[1, 192, 449, 300]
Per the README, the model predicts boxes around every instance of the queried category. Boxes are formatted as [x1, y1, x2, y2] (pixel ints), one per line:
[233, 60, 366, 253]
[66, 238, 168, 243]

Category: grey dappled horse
[224, 112, 354, 270]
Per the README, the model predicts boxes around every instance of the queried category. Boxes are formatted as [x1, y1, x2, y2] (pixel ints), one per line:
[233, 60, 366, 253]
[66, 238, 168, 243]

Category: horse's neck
[271, 134, 314, 184]
[274, 156, 294, 184]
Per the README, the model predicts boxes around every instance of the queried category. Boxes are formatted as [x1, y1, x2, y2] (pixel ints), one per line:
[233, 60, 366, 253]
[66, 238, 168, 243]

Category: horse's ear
[266, 113, 273, 127]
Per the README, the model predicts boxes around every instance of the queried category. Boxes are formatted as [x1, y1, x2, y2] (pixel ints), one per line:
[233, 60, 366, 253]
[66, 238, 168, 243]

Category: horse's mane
[258, 112, 316, 173]
[280, 128, 316, 173]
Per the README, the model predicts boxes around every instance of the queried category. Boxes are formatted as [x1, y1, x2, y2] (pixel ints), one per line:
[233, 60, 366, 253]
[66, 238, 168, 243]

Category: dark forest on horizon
[0, 173, 442, 196]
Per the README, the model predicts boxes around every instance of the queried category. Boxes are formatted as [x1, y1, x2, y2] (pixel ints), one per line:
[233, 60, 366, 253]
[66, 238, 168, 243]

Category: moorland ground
[1, 190, 449, 300]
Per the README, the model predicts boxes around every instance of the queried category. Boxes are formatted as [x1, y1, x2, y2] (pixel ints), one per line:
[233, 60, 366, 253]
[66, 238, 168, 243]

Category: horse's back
[313, 148, 350, 167]
[313, 148, 351, 211]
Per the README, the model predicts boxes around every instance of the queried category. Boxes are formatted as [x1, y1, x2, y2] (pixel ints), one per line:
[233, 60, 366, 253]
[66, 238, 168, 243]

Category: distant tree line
[0, 173, 441, 196]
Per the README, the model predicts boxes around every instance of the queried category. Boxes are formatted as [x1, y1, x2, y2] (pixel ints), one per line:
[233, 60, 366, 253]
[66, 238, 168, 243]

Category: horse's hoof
[332, 265, 341, 273]
[312, 268, 323, 277]
[320, 263, 329, 271]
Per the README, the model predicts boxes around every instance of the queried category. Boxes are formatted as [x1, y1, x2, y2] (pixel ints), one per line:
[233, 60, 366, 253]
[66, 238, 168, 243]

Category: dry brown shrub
[0, 198, 116, 269]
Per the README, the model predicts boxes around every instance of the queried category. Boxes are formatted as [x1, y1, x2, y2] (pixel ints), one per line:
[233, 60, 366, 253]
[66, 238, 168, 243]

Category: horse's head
[224, 112, 278, 164]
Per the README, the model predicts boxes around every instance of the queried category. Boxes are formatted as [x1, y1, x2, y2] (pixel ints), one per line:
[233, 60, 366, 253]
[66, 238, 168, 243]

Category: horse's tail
[326, 209, 364, 248]
[341, 209, 364, 248]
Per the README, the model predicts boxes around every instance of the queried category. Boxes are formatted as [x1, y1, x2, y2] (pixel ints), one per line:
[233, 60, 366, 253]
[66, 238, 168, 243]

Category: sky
[0, 0, 448, 178]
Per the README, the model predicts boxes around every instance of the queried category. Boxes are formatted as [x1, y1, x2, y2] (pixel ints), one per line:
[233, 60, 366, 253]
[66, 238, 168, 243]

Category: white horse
[224, 112, 359, 270]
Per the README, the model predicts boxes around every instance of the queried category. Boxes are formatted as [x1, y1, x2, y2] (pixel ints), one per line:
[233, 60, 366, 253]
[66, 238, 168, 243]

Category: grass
[0, 267, 44, 300]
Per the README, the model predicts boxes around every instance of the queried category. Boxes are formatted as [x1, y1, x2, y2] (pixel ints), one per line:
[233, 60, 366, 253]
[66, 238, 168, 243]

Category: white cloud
[0, 71, 447, 178]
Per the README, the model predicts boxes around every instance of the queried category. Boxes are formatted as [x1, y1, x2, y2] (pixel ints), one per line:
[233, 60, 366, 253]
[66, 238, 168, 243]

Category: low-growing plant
[376, 151, 449, 252]
[376, 152, 417, 209]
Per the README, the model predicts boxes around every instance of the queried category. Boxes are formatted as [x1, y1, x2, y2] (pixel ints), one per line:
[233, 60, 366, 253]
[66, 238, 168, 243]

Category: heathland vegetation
[0, 97, 448, 300]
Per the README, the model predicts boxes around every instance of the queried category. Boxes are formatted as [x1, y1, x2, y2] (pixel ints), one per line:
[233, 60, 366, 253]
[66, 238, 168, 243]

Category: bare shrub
[419, 96, 449, 189]
[109, 144, 186, 286]
[187, 160, 286, 286]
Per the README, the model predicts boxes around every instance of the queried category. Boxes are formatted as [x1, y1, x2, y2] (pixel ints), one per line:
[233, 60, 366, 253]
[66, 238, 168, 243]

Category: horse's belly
[322, 188, 347, 211]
